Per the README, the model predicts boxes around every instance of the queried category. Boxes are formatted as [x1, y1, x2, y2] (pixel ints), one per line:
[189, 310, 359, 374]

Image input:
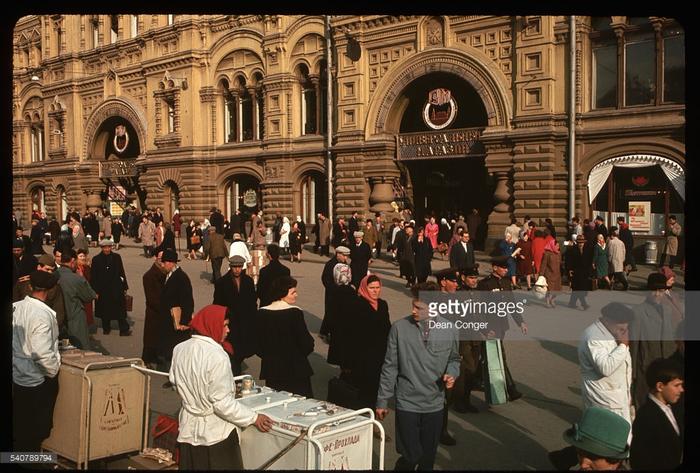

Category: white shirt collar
[648, 393, 680, 435]
[260, 300, 301, 311]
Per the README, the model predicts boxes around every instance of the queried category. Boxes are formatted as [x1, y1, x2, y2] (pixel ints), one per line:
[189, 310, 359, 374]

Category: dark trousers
[375, 241, 382, 258]
[143, 245, 154, 257]
[320, 245, 330, 257]
[394, 409, 443, 471]
[13, 376, 59, 453]
[179, 429, 243, 470]
[612, 271, 629, 290]
[568, 291, 589, 308]
[102, 315, 129, 333]
[211, 257, 224, 282]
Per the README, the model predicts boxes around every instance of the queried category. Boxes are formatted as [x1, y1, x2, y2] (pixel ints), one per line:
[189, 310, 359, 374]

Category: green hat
[563, 407, 630, 460]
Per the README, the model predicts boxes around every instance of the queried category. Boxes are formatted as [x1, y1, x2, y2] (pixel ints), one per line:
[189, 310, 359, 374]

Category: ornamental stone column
[482, 134, 514, 249]
[368, 177, 395, 213]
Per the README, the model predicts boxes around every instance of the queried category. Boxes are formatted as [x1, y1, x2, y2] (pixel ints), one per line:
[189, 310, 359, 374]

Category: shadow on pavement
[536, 339, 580, 365]
[514, 381, 581, 425]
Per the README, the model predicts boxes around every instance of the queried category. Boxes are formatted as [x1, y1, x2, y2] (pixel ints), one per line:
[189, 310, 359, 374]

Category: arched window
[26, 112, 44, 163]
[223, 76, 256, 143]
[57, 186, 68, 223]
[591, 17, 684, 109]
[298, 64, 317, 135]
[31, 187, 45, 213]
[163, 181, 180, 220]
[226, 175, 261, 220]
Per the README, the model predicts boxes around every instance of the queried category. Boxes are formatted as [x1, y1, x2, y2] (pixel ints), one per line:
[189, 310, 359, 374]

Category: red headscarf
[189, 305, 234, 354]
[544, 238, 560, 254]
[357, 274, 381, 311]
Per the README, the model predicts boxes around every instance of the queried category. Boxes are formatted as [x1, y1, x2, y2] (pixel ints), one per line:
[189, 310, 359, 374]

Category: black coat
[55, 231, 73, 255]
[91, 251, 128, 321]
[213, 271, 258, 358]
[332, 222, 348, 248]
[230, 213, 243, 235]
[142, 263, 166, 363]
[320, 256, 340, 335]
[348, 217, 359, 235]
[256, 260, 291, 308]
[449, 240, 475, 270]
[160, 267, 194, 357]
[326, 285, 360, 366]
[619, 226, 634, 254]
[630, 399, 683, 470]
[257, 306, 314, 381]
[564, 244, 594, 291]
[477, 275, 522, 338]
[210, 211, 224, 235]
[413, 236, 433, 281]
[15, 254, 38, 279]
[348, 297, 391, 408]
[30, 226, 44, 254]
[156, 229, 176, 254]
[350, 241, 372, 288]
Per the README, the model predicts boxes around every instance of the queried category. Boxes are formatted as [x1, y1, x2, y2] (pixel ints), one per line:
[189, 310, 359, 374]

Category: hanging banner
[628, 201, 651, 232]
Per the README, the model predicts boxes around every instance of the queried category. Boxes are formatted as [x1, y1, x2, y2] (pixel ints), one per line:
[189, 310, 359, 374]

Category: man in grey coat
[57, 249, 97, 349]
[630, 273, 677, 408]
[376, 281, 461, 470]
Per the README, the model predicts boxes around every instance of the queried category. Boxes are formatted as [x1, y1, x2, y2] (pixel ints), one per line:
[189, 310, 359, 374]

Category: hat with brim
[563, 407, 630, 460]
[434, 268, 459, 282]
[161, 249, 180, 263]
[491, 256, 509, 268]
[647, 272, 671, 290]
[576, 234, 586, 242]
[99, 239, 114, 247]
[30, 270, 58, 290]
[229, 255, 246, 266]
[461, 267, 479, 277]
[38, 254, 56, 267]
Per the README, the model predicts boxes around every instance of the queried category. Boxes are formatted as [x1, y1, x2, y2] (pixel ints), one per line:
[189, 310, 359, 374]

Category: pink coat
[531, 235, 554, 274]
[425, 222, 439, 249]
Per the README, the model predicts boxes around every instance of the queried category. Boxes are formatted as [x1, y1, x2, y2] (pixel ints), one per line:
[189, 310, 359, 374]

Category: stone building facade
[13, 15, 684, 246]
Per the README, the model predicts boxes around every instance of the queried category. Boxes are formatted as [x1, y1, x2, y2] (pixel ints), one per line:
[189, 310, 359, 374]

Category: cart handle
[306, 407, 374, 438]
[81, 358, 145, 375]
[130, 363, 169, 377]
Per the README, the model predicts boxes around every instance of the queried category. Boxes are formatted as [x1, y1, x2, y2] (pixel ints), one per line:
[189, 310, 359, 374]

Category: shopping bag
[484, 339, 508, 405]
[533, 275, 548, 300]
[327, 376, 363, 410]
[152, 414, 180, 464]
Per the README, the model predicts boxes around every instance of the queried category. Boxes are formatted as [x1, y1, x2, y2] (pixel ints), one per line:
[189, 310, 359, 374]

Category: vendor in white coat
[170, 304, 273, 469]
[228, 233, 252, 270]
[578, 302, 634, 437]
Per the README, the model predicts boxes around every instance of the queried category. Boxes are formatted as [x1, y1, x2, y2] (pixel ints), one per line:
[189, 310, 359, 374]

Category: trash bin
[645, 240, 658, 264]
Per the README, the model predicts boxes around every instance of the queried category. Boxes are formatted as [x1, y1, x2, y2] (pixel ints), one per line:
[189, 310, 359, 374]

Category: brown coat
[204, 232, 228, 259]
[318, 218, 332, 245]
[664, 222, 681, 256]
[539, 250, 562, 291]
[362, 224, 378, 248]
[142, 262, 166, 364]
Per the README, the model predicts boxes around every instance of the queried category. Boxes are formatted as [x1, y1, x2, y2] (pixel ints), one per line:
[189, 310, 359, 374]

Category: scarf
[357, 274, 380, 311]
[189, 305, 233, 354]
[543, 238, 560, 254]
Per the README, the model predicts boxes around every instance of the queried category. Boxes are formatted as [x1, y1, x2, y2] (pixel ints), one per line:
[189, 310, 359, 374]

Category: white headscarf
[283, 216, 290, 224]
[296, 215, 302, 222]
[333, 263, 352, 286]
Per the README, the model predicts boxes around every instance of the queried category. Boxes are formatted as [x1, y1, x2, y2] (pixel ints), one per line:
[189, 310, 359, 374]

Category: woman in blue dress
[499, 232, 518, 288]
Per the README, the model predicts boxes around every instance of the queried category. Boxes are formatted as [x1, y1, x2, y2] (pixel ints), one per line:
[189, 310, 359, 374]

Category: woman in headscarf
[289, 220, 303, 263]
[72, 222, 89, 254]
[326, 264, 356, 368]
[170, 305, 273, 470]
[279, 216, 291, 255]
[256, 276, 315, 397]
[659, 266, 683, 325]
[437, 217, 452, 259]
[352, 274, 391, 410]
[593, 233, 611, 289]
[538, 239, 562, 308]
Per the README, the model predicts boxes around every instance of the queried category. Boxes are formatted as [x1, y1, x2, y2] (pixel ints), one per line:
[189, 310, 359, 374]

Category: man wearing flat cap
[213, 254, 257, 375]
[579, 302, 634, 429]
[320, 245, 351, 338]
[350, 230, 372, 288]
[12, 270, 61, 453]
[629, 273, 677, 408]
[564, 407, 631, 470]
[91, 238, 131, 336]
[13, 254, 67, 336]
[565, 234, 594, 310]
[477, 256, 527, 402]
[159, 248, 193, 383]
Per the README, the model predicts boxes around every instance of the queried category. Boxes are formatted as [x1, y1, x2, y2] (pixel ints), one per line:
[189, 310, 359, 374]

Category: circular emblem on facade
[114, 124, 129, 154]
[243, 189, 258, 208]
[423, 88, 457, 130]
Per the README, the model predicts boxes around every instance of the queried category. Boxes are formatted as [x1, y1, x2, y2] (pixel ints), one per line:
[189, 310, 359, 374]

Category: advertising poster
[628, 201, 651, 232]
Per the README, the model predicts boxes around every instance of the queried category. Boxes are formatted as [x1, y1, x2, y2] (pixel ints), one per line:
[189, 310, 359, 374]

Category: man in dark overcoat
[213, 255, 258, 375]
[90, 239, 130, 335]
[142, 249, 167, 368]
[159, 249, 193, 379]
[449, 230, 475, 271]
[350, 231, 372, 288]
[319, 246, 351, 337]
[256, 244, 291, 308]
[565, 234, 594, 310]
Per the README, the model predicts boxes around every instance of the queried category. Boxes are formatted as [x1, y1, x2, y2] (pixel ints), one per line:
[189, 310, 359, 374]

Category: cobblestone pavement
[59, 236, 683, 470]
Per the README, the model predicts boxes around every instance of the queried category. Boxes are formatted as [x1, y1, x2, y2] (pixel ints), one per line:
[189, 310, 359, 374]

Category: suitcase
[483, 339, 508, 405]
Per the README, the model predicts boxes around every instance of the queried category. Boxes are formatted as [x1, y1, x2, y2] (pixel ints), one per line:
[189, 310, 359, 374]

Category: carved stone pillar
[368, 177, 395, 213]
[483, 135, 515, 248]
[85, 190, 103, 212]
[247, 86, 257, 140]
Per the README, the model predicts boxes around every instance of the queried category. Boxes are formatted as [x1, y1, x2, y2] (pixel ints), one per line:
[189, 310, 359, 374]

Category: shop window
[590, 17, 684, 109]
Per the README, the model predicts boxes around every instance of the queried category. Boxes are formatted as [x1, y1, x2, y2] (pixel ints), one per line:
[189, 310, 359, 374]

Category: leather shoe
[454, 399, 479, 414]
[119, 329, 133, 336]
[439, 430, 457, 446]
[508, 390, 523, 401]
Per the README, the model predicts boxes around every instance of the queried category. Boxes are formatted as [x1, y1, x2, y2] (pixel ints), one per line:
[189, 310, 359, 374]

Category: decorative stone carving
[368, 178, 395, 213]
[425, 17, 444, 48]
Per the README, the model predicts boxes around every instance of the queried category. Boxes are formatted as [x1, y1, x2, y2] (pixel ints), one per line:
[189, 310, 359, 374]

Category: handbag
[191, 234, 201, 245]
[327, 376, 363, 410]
[124, 293, 133, 312]
[533, 275, 548, 299]
[151, 414, 180, 464]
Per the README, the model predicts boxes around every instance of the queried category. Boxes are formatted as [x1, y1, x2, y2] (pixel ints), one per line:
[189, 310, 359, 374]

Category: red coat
[531, 235, 554, 274]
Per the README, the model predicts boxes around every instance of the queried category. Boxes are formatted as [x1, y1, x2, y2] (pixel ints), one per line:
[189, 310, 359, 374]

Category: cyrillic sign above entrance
[98, 160, 139, 178]
[396, 128, 483, 161]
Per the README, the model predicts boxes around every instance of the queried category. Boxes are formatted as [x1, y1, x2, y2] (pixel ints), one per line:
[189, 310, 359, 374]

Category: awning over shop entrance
[588, 154, 685, 203]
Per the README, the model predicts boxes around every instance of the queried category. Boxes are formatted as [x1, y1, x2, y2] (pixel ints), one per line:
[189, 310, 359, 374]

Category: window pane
[591, 17, 612, 31]
[242, 98, 253, 140]
[594, 45, 617, 108]
[625, 36, 655, 106]
[663, 33, 685, 103]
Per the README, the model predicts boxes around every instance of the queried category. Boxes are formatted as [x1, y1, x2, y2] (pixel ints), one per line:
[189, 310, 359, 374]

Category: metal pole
[568, 16, 577, 221]
[325, 15, 334, 224]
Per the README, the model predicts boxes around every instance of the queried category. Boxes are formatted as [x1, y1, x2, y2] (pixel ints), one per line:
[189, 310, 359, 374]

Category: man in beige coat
[317, 213, 332, 256]
[662, 215, 681, 269]
[204, 226, 229, 283]
[138, 216, 156, 257]
[607, 228, 628, 290]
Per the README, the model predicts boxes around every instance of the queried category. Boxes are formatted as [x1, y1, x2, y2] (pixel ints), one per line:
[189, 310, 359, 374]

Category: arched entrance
[163, 180, 180, 222]
[299, 170, 327, 225]
[396, 72, 494, 243]
[30, 185, 45, 214]
[225, 174, 262, 229]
